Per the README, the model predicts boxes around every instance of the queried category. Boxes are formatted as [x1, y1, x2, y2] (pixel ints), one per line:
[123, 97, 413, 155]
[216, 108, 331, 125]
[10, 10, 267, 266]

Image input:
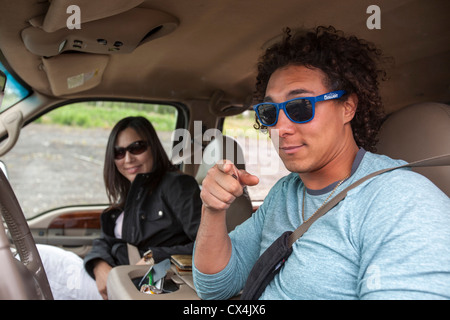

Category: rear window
[0, 101, 179, 218]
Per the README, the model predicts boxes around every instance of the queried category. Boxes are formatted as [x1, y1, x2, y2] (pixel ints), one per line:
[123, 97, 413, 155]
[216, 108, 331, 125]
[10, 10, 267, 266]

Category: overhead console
[22, 0, 178, 56]
[20, 0, 178, 95]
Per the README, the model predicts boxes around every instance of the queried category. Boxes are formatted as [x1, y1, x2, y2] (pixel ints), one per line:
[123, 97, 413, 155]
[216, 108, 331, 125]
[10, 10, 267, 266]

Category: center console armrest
[107, 264, 200, 300]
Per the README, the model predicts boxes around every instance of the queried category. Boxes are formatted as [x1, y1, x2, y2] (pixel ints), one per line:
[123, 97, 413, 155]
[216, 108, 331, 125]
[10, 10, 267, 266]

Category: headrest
[376, 102, 450, 196]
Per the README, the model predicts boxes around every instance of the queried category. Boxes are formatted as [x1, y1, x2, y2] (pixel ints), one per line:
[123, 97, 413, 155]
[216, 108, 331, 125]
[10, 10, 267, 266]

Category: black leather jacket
[84, 171, 201, 278]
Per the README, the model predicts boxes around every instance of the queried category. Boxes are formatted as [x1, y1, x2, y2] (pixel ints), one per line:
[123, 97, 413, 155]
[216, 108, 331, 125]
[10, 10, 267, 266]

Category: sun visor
[42, 53, 109, 96]
[22, 7, 178, 57]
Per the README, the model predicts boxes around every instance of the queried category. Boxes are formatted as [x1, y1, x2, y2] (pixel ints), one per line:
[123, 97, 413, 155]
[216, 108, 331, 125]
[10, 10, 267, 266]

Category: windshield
[0, 60, 31, 112]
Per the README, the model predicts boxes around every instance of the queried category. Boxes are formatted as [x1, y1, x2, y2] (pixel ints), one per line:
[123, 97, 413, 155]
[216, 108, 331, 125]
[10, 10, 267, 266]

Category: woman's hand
[93, 260, 113, 299]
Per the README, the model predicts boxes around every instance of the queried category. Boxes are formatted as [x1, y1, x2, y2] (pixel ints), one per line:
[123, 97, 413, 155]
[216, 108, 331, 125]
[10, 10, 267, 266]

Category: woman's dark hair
[103, 116, 176, 210]
[254, 26, 388, 152]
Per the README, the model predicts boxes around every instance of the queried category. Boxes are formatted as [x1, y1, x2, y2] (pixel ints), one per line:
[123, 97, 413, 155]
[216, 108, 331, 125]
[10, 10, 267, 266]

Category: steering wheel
[0, 167, 53, 299]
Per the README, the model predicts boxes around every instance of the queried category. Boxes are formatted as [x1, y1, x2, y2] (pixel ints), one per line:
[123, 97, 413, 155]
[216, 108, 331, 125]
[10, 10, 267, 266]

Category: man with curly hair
[193, 26, 450, 299]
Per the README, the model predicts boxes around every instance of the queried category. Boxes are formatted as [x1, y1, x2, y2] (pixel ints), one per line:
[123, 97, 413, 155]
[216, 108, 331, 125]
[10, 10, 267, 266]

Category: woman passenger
[39, 116, 201, 299]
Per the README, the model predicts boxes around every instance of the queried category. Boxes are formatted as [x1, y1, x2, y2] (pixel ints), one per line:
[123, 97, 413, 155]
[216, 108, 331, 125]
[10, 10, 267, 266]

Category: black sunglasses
[114, 140, 148, 160]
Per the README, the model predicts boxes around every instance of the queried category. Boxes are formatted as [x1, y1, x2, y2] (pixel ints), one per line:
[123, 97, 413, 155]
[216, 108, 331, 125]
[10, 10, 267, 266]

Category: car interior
[0, 0, 449, 300]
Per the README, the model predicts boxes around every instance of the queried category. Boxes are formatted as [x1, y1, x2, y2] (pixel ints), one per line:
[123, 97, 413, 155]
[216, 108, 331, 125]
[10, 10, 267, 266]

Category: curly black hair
[253, 26, 388, 152]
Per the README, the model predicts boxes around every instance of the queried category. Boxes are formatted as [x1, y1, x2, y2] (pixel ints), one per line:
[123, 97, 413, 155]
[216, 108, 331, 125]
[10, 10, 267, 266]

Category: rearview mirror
[0, 70, 6, 108]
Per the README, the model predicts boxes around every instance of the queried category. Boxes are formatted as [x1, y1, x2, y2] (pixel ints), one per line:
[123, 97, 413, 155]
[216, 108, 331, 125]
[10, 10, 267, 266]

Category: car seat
[195, 135, 253, 231]
[376, 102, 450, 196]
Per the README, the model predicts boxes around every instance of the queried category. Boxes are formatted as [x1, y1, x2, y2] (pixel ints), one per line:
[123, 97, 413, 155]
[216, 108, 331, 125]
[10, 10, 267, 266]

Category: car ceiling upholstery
[0, 0, 448, 116]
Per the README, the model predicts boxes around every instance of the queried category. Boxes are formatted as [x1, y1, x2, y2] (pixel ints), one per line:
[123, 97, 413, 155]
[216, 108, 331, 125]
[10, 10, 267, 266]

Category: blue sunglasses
[253, 90, 346, 127]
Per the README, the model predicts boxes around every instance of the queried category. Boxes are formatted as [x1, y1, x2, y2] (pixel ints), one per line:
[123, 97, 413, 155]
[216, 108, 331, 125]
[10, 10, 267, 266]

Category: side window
[0, 101, 179, 219]
[223, 111, 290, 201]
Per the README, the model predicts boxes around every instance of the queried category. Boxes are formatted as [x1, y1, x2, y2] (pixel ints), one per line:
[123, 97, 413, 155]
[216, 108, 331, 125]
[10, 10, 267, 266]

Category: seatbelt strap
[287, 154, 450, 247]
[127, 243, 141, 265]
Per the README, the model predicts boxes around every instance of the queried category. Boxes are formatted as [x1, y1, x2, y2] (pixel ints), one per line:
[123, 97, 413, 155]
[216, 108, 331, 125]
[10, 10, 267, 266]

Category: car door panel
[27, 205, 105, 257]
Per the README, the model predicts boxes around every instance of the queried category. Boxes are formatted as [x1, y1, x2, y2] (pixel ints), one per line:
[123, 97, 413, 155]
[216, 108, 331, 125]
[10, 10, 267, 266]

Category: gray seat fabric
[195, 135, 253, 231]
[376, 102, 450, 196]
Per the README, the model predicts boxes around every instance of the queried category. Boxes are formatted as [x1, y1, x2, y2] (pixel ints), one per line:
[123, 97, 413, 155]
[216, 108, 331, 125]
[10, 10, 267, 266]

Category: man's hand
[194, 160, 259, 274]
[200, 159, 259, 213]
